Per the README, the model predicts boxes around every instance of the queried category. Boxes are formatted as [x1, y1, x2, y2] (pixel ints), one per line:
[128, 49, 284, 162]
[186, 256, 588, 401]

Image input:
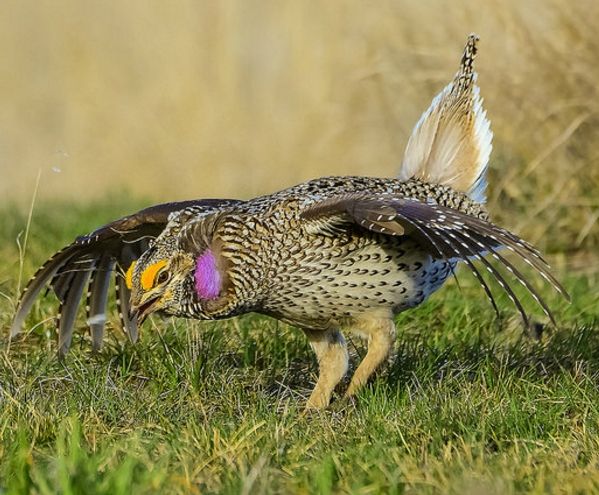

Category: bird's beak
[129, 293, 161, 325]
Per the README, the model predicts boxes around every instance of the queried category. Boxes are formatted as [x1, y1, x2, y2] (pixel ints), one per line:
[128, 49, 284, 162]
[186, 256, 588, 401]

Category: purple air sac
[194, 250, 222, 300]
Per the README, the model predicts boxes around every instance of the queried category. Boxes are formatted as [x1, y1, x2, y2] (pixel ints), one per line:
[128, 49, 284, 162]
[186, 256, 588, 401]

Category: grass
[0, 200, 597, 494]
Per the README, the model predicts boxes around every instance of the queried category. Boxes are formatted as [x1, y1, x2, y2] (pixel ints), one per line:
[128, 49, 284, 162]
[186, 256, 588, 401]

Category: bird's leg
[345, 317, 396, 398]
[303, 328, 349, 410]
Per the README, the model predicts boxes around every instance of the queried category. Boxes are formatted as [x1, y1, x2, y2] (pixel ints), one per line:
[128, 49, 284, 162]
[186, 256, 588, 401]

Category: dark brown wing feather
[300, 194, 569, 326]
[396, 213, 502, 319]
[10, 199, 241, 351]
[57, 269, 92, 357]
[86, 255, 115, 352]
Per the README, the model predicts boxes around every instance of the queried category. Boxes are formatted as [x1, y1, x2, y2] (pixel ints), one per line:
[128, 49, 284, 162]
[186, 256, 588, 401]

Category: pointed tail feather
[399, 34, 492, 203]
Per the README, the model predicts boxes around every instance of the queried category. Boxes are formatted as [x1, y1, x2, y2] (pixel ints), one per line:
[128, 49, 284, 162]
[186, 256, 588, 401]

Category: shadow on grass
[385, 322, 599, 387]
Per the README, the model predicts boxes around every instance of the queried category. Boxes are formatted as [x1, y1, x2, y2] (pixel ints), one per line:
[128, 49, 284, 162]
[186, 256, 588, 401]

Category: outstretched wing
[300, 194, 569, 327]
[10, 199, 241, 355]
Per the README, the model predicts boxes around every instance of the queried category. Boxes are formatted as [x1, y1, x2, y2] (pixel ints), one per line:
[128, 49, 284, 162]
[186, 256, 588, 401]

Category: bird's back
[208, 176, 485, 327]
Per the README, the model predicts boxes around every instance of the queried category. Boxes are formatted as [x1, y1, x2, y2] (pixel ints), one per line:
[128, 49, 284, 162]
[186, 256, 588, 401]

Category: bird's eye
[156, 269, 171, 285]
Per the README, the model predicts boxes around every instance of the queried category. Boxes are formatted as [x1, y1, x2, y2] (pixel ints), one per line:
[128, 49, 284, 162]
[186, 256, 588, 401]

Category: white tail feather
[399, 34, 493, 203]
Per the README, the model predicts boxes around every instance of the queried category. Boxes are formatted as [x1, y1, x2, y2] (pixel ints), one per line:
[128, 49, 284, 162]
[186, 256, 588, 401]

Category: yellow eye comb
[125, 260, 168, 291]
[141, 260, 167, 290]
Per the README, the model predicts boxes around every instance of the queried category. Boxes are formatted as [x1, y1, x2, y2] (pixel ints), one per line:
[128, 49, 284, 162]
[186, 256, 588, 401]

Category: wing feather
[402, 215, 501, 319]
[86, 256, 115, 352]
[57, 269, 92, 357]
[300, 193, 568, 325]
[115, 274, 138, 343]
[11, 198, 241, 354]
[10, 247, 78, 337]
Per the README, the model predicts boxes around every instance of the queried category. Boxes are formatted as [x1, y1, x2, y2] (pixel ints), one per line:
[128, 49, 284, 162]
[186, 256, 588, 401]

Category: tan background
[1, 0, 597, 252]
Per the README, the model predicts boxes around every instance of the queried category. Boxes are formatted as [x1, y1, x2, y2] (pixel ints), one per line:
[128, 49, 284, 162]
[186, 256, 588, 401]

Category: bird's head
[125, 237, 225, 324]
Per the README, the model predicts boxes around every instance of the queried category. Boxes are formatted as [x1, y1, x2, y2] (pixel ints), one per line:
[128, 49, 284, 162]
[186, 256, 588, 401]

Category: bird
[10, 35, 568, 409]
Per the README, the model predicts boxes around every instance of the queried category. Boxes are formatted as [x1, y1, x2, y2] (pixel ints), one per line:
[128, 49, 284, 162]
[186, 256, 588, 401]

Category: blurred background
[0, 0, 598, 258]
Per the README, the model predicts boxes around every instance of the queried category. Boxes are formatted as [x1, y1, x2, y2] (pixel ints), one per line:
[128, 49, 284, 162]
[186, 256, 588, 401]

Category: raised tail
[399, 34, 492, 204]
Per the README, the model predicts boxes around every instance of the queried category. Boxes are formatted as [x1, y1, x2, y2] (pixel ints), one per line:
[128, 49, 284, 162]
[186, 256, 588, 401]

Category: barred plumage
[10, 35, 568, 408]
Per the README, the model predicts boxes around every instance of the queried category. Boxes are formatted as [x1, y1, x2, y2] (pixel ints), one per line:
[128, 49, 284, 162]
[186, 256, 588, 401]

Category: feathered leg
[345, 316, 396, 398]
[304, 328, 349, 409]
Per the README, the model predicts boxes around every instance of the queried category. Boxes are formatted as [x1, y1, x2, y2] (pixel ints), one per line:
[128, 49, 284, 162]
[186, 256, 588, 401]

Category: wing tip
[9, 319, 23, 338]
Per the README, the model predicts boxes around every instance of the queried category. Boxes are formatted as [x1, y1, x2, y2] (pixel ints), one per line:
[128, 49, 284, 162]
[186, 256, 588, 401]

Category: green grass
[0, 201, 598, 494]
